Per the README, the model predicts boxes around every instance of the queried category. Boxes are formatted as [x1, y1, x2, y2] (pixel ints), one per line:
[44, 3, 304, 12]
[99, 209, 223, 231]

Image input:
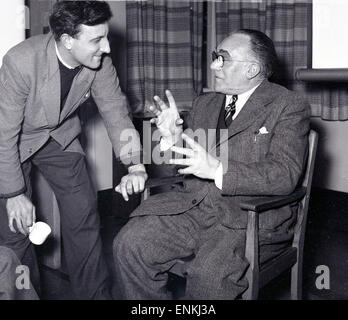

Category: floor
[38, 187, 348, 300]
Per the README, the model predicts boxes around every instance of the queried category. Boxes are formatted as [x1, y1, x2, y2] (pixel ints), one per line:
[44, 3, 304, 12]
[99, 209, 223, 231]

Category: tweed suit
[114, 79, 310, 299]
[0, 33, 142, 299]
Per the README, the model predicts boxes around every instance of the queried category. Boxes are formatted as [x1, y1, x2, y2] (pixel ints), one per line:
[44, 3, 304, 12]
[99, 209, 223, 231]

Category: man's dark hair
[236, 29, 278, 78]
[49, 1, 113, 41]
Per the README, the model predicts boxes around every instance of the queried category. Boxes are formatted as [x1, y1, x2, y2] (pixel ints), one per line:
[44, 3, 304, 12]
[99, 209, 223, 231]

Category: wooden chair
[142, 129, 318, 300]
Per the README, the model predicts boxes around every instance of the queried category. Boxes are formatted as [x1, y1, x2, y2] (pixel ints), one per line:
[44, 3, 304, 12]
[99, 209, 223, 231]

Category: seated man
[113, 29, 310, 299]
[0, 246, 39, 300]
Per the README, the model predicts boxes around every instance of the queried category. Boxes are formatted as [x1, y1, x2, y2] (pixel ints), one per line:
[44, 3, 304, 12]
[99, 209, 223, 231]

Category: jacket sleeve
[0, 54, 28, 198]
[91, 56, 143, 167]
[221, 95, 310, 196]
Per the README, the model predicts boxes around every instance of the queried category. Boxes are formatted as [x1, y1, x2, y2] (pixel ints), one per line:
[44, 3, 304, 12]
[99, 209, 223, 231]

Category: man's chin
[84, 61, 102, 70]
[213, 84, 225, 94]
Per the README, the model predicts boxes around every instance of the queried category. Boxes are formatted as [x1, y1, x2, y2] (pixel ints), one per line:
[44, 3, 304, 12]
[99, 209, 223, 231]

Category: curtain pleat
[126, 0, 203, 113]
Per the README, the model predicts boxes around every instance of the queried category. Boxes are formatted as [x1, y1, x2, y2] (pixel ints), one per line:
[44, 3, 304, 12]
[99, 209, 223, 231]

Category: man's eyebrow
[217, 49, 230, 55]
[90, 35, 104, 41]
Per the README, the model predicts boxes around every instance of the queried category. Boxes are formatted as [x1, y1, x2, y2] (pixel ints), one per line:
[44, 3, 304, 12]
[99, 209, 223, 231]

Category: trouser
[0, 246, 39, 300]
[113, 193, 294, 300]
[113, 198, 250, 300]
[0, 139, 111, 299]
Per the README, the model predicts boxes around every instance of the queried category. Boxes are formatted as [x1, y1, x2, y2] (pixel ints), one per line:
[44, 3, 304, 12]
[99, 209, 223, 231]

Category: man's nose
[100, 38, 111, 54]
[210, 59, 221, 71]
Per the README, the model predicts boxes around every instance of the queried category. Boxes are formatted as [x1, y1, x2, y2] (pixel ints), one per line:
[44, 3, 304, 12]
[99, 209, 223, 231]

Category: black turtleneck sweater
[58, 59, 81, 111]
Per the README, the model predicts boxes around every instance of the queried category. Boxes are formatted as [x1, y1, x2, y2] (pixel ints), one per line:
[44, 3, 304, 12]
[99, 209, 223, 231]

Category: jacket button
[28, 148, 32, 153]
[192, 199, 197, 205]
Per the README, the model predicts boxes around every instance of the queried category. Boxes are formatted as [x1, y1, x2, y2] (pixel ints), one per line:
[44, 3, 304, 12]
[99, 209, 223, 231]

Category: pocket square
[258, 126, 269, 134]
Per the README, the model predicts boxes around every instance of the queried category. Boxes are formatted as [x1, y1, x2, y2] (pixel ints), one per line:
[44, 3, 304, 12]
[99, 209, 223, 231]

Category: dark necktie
[224, 95, 238, 127]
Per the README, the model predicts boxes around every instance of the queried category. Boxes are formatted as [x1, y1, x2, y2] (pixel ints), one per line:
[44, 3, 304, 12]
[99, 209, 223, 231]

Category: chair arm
[144, 175, 186, 189]
[239, 187, 306, 213]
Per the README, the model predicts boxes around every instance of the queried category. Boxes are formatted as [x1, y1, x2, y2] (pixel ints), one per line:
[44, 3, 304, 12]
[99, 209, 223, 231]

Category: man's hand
[149, 90, 183, 144]
[115, 164, 148, 201]
[169, 133, 221, 180]
[6, 194, 36, 235]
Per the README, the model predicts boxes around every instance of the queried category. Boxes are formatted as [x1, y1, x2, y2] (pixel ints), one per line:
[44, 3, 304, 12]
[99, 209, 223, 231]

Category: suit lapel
[205, 93, 225, 130]
[214, 80, 275, 148]
[196, 93, 225, 150]
[39, 34, 96, 125]
[59, 67, 95, 121]
[39, 35, 61, 127]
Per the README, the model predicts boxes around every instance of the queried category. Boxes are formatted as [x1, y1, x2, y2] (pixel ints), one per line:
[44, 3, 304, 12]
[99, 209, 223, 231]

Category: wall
[311, 118, 348, 193]
[312, 0, 348, 68]
[310, 0, 348, 193]
[0, 0, 25, 65]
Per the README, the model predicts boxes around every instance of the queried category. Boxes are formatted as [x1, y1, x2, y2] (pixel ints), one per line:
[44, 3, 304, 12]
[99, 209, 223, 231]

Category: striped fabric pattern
[126, 0, 203, 113]
[215, 0, 310, 88]
[215, 0, 348, 120]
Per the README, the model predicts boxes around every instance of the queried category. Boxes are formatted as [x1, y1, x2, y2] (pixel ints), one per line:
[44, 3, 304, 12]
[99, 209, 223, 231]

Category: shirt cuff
[214, 162, 223, 190]
[128, 163, 146, 173]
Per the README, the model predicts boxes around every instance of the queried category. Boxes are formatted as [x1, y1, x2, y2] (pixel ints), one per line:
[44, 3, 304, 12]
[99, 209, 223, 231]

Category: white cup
[29, 222, 51, 245]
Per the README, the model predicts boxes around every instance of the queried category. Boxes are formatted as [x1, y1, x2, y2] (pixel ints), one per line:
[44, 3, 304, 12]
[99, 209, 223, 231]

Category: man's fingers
[14, 217, 26, 235]
[175, 118, 184, 126]
[150, 118, 158, 125]
[8, 216, 16, 233]
[181, 133, 198, 149]
[32, 206, 36, 225]
[126, 179, 134, 195]
[154, 95, 168, 111]
[132, 178, 140, 194]
[120, 184, 129, 202]
[169, 158, 192, 166]
[165, 90, 178, 113]
[177, 167, 193, 175]
[149, 105, 161, 117]
[138, 177, 145, 192]
[170, 146, 194, 157]
[25, 206, 34, 227]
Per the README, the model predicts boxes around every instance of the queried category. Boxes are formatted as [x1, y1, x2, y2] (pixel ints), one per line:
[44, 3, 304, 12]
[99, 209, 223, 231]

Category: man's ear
[60, 33, 74, 50]
[246, 62, 261, 79]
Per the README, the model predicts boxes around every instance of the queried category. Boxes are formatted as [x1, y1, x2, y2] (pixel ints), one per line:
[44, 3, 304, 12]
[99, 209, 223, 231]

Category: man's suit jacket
[0, 33, 141, 198]
[131, 79, 310, 230]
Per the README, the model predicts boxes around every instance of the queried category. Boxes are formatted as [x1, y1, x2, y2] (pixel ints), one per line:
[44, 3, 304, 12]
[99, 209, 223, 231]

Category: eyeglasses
[211, 50, 256, 68]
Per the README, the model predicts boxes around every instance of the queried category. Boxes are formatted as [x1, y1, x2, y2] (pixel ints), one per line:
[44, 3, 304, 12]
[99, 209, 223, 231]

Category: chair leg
[290, 260, 303, 300]
[242, 270, 259, 300]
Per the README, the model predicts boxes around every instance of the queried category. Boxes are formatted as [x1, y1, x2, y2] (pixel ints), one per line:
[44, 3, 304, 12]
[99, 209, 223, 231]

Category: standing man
[113, 29, 310, 299]
[0, 1, 147, 299]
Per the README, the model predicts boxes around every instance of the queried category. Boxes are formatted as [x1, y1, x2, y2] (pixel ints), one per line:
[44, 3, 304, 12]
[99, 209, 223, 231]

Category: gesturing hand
[148, 90, 183, 142]
[169, 133, 221, 180]
[6, 194, 36, 235]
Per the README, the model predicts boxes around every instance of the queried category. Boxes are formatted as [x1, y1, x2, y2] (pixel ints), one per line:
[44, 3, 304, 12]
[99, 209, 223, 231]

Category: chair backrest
[293, 129, 318, 247]
[242, 129, 319, 300]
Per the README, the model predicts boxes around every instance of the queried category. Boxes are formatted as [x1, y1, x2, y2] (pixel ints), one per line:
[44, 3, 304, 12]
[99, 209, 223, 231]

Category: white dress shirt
[214, 84, 261, 189]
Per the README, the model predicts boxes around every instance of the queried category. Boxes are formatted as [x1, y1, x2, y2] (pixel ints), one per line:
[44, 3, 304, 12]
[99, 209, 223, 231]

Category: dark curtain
[126, 0, 204, 113]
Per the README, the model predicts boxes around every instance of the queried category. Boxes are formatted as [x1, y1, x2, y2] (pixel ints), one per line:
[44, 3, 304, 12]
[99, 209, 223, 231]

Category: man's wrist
[160, 134, 182, 151]
[214, 161, 223, 190]
[128, 164, 146, 174]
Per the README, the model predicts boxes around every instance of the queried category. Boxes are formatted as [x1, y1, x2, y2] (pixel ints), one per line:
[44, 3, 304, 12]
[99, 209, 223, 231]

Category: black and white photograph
[0, 0, 347, 313]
